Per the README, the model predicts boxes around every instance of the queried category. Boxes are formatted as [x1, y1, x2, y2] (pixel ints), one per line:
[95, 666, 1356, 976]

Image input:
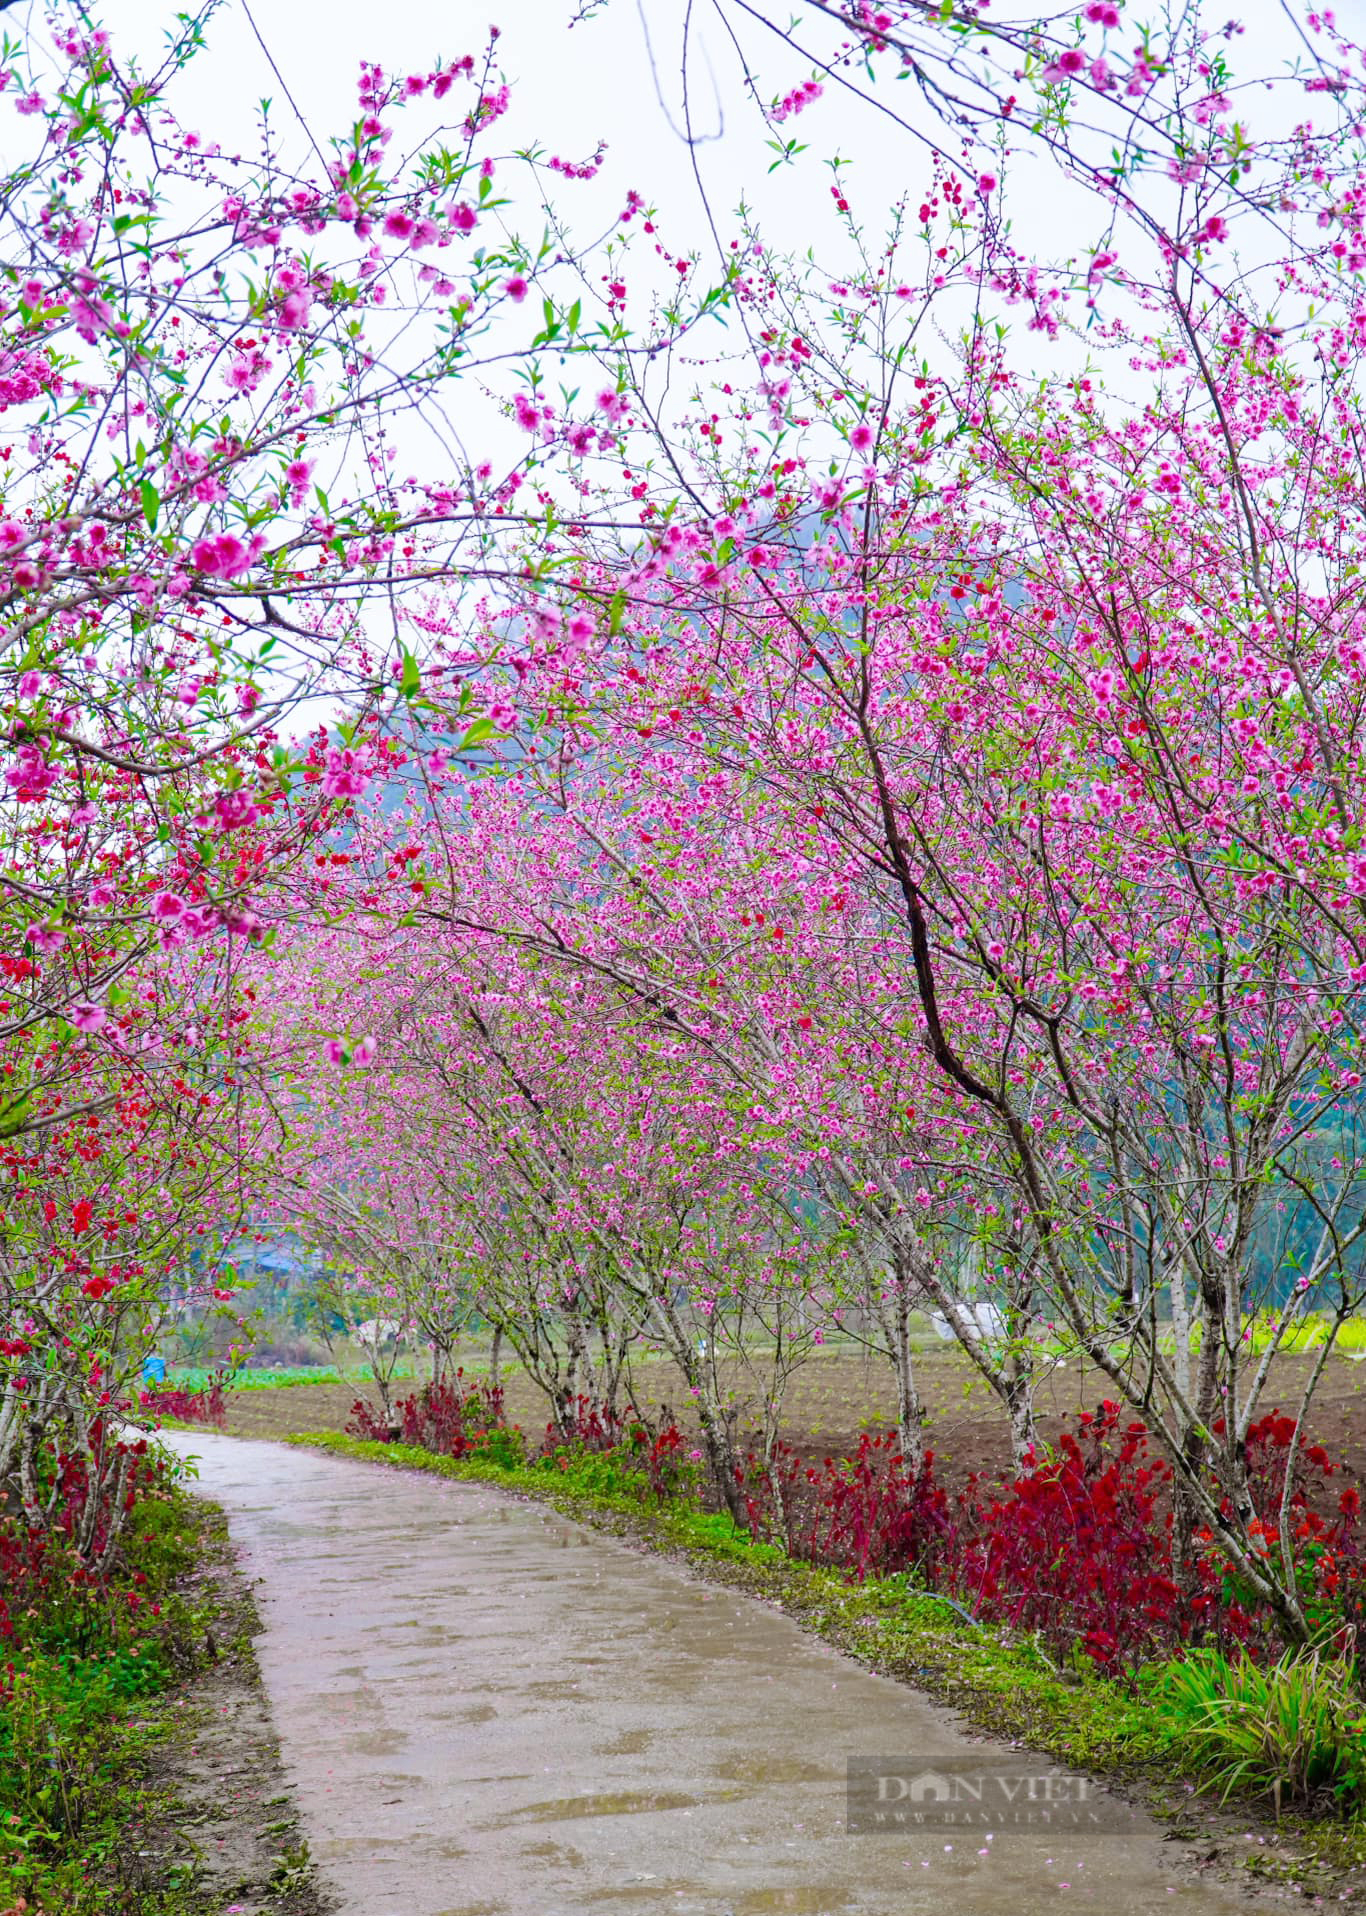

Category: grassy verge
[291, 1429, 1366, 1901]
[0, 1479, 327, 1915]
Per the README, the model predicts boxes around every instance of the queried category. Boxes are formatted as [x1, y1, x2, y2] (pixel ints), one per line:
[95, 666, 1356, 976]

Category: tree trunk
[892, 1286, 927, 1472]
[646, 1290, 745, 1521]
[1003, 1370, 1035, 1467]
[374, 1364, 399, 1438]
[696, 1390, 745, 1524]
[1172, 1282, 1222, 1611]
[563, 1306, 587, 1408]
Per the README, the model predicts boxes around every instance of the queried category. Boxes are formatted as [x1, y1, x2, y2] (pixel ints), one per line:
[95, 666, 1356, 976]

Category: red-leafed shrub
[0, 1431, 176, 1648]
[640, 1419, 695, 1499]
[734, 1405, 1364, 1671]
[1240, 1412, 1361, 1555]
[544, 1392, 637, 1455]
[535, 1394, 695, 1500]
[347, 1397, 391, 1441]
[804, 1432, 957, 1583]
[138, 1368, 228, 1428]
[348, 1369, 510, 1458]
[957, 1405, 1189, 1668]
[1207, 1412, 1366, 1646]
[736, 1437, 808, 1549]
[738, 1433, 955, 1583]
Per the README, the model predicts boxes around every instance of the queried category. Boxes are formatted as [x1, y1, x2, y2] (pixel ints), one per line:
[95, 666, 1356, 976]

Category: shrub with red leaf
[740, 1433, 956, 1583]
[0, 1433, 174, 1651]
[535, 1394, 692, 1499]
[543, 1392, 635, 1455]
[348, 1369, 508, 1458]
[803, 1432, 957, 1584]
[738, 1407, 1290, 1671]
[955, 1405, 1191, 1668]
[138, 1368, 228, 1428]
[1211, 1411, 1366, 1644]
[346, 1396, 390, 1440]
[736, 1437, 809, 1549]
[640, 1419, 694, 1499]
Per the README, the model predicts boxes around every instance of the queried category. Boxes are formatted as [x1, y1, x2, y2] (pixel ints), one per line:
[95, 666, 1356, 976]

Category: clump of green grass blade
[1146, 1647, 1366, 1814]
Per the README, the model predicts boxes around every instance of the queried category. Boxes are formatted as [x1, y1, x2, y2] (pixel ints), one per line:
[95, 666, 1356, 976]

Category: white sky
[76, 0, 1307, 270]
[3, 0, 1322, 713]
[84, 0, 867, 274]
[11, 0, 1320, 444]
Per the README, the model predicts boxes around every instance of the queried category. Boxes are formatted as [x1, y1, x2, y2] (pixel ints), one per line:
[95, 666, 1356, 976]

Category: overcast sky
[58, 0, 1314, 394]
[82, 3, 1310, 247]
[79, 0, 852, 267]
[2, 0, 1322, 723]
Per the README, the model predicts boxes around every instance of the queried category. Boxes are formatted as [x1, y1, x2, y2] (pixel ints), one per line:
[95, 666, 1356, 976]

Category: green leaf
[400, 647, 421, 699]
[139, 480, 160, 531]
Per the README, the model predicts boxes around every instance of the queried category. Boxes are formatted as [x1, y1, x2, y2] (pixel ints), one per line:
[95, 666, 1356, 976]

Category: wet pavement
[165, 1433, 1254, 1916]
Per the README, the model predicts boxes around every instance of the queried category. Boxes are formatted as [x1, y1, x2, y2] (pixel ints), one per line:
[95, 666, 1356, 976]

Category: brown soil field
[215, 1344, 1366, 1489]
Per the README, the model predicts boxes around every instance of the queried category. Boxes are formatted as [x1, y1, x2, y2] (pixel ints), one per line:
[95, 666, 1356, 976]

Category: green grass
[1024, 1310, 1366, 1362]
[0, 1480, 328, 1915]
[1145, 1648, 1366, 1811]
[165, 1360, 424, 1392]
[1242, 1312, 1366, 1356]
[0, 1486, 215, 1912]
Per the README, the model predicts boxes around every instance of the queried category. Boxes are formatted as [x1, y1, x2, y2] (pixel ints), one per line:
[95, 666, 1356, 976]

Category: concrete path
[166, 1433, 1253, 1916]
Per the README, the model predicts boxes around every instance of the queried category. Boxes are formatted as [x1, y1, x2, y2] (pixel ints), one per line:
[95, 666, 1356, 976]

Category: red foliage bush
[957, 1405, 1190, 1668]
[539, 1394, 694, 1498]
[346, 1397, 390, 1440]
[736, 1437, 808, 1547]
[1209, 1411, 1366, 1642]
[348, 1369, 508, 1457]
[738, 1433, 955, 1583]
[0, 1432, 172, 1648]
[138, 1369, 228, 1428]
[639, 1419, 694, 1499]
[736, 1404, 1365, 1670]
[805, 1432, 957, 1583]
[544, 1392, 637, 1454]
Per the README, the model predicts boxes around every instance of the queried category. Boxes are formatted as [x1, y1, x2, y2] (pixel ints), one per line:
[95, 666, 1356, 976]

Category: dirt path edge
[130, 1497, 336, 1916]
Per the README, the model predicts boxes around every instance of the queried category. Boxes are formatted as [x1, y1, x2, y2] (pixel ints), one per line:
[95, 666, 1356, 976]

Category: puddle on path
[164, 1433, 1258, 1916]
[488, 1789, 711, 1825]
